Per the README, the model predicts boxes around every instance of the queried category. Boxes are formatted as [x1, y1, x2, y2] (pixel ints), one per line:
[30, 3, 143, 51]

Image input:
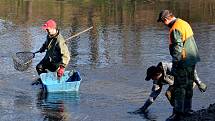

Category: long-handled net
[12, 51, 35, 71]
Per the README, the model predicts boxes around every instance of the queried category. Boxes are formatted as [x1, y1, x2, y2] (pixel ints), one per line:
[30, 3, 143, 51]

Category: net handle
[65, 26, 93, 41]
[34, 50, 40, 54]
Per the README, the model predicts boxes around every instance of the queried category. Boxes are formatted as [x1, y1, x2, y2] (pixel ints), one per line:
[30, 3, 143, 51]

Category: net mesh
[12, 52, 34, 71]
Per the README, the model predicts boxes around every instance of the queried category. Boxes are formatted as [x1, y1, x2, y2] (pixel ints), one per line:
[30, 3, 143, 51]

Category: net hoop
[12, 51, 34, 71]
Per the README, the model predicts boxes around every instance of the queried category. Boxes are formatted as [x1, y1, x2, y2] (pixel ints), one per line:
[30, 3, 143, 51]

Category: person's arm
[139, 84, 162, 112]
[38, 36, 49, 53]
[164, 75, 174, 86]
[56, 36, 70, 78]
[193, 69, 207, 92]
[169, 29, 183, 67]
[58, 36, 70, 67]
[158, 62, 174, 85]
[194, 69, 201, 85]
[165, 62, 173, 72]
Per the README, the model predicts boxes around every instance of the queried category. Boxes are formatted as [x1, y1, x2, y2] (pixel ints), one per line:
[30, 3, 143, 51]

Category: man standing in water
[32, 19, 70, 85]
[157, 10, 200, 120]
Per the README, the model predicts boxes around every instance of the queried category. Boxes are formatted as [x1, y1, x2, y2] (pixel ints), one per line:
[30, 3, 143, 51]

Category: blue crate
[40, 70, 81, 92]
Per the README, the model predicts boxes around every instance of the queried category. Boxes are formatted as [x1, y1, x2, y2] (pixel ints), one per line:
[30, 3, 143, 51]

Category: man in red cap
[157, 10, 200, 120]
[32, 19, 70, 85]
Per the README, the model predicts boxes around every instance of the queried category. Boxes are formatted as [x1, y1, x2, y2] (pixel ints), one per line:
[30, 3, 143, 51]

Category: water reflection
[1, 0, 215, 68]
[0, 0, 215, 121]
[37, 90, 80, 121]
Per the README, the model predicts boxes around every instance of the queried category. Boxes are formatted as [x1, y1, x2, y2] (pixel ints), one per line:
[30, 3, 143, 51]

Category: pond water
[0, 0, 215, 121]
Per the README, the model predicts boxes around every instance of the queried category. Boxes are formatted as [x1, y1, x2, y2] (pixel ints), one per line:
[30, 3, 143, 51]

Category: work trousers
[172, 65, 195, 114]
[36, 57, 59, 75]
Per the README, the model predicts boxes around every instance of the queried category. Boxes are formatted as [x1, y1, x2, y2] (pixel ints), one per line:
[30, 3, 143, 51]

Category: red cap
[42, 19, 57, 29]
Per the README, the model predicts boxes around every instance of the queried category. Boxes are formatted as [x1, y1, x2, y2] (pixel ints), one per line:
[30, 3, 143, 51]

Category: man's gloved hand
[57, 65, 65, 78]
[38, 47, 45, 53]
[198, 82, 207, 92]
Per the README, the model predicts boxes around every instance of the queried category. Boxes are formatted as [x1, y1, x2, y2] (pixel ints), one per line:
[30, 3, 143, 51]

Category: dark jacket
[39, 31, 70, 67]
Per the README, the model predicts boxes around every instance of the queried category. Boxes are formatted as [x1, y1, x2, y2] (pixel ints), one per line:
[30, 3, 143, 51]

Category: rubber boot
[166, 112, 184, 121]
[31, 78, 42, 85]
[131, 99, 152, 114]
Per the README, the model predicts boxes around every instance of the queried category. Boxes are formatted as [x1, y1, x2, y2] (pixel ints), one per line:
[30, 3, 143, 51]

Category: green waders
[173, 65, 195, 114]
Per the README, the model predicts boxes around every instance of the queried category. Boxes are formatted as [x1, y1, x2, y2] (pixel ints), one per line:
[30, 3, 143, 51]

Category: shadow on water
[138, 112, 157, 121]
[36, 90, 80, 121]
[128, 111, 158, 121]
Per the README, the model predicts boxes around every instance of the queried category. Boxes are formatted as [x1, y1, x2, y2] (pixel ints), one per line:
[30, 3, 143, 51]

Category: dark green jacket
[169, 18, 200, 67]
[39, 31, 70, 67]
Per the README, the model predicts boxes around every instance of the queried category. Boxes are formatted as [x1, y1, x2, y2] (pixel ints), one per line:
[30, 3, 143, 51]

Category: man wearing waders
[157, 10, 200, 121]
[32, 19, 70, 85]
[132, 62, 206, 115]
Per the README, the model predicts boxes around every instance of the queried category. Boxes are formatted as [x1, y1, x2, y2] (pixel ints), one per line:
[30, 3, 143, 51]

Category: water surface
[0, 0, 215, 121]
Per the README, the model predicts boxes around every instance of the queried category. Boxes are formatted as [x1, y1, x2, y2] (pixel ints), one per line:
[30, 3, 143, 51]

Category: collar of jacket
[168, 18, 177, 28]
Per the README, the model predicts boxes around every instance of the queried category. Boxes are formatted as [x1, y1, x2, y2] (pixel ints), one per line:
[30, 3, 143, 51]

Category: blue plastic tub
[40, 70, 81, 92]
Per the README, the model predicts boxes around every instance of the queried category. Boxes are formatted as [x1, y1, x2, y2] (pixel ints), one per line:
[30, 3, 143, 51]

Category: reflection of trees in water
[12, 0, 33, 52]
[68, 16, 80, 68]
[1, 0, 215, 67]
[37, 90, 80, 121]
[14, 92, 33, 112]
[25, 0, 32, 24]
[193, 23, 215, 63]
[1, 0, 215, 24]
[88, 2, 99, 67]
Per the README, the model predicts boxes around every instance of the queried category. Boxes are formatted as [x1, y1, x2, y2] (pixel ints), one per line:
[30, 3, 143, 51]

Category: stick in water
[65, 26, 93, 41]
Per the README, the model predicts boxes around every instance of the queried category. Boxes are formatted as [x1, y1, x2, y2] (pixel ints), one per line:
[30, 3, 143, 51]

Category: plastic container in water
[40, 70, 81, 92]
